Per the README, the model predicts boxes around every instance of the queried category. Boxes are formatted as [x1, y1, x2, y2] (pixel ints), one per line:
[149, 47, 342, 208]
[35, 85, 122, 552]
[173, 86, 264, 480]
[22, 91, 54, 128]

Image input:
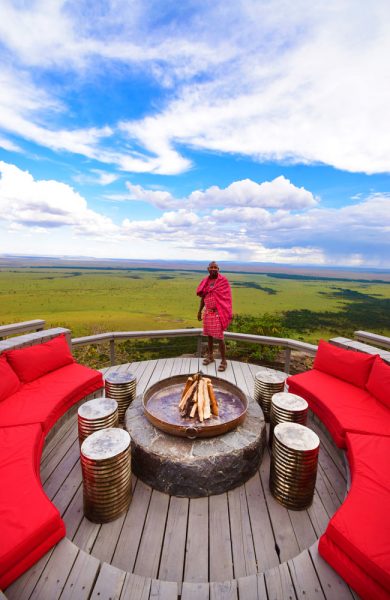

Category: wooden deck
[5, 357, 359, 600]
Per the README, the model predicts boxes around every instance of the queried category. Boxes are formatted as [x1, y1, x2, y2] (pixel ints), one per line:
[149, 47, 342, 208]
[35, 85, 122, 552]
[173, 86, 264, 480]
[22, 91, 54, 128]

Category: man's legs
[202, 336, 215, 364]
[218, 338, 227, 370]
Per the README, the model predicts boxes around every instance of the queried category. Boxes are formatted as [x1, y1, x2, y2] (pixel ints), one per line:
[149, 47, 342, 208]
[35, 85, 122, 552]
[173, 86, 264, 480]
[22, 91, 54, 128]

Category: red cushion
[0, 362, 103, 432]
[0, 355, 21, 402]
[287, 369, 390, 448]
[319, 534, 390, 600]
[5, 335, 74, 383]
[365, 356, 390, 409]
[313, 340, 376, 388]
[0, 424, 65, 589]
[324, 433, 390, 593]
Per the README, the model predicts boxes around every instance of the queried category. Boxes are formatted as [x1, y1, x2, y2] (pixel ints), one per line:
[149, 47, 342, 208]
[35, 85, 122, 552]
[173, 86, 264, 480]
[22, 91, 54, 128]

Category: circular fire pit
[143, 374, 248, 438]
[125, 375, 266, 497]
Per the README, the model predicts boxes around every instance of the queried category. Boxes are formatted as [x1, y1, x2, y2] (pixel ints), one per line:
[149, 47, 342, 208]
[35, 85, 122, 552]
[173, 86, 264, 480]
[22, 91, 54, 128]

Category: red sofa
[287, 340, 390, 600]
[0, 332, 103, 590]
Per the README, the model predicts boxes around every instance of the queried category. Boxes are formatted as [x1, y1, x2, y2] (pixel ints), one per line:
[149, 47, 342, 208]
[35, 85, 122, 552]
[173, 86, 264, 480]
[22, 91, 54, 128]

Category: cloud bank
[1, 162, 389, 266]
[0, 1, 389, 175]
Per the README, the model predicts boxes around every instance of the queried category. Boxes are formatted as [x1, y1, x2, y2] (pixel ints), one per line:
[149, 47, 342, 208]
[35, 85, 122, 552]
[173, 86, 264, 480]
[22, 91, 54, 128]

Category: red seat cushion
[0, 355, 21, 402]
[5, 334, 74, 383]
[313, 340, 376, 388]
[0, 362, 103, 432]
[287, 369, 390, 448]
[319, 534, 390, 600]
[324, 433, 390, 594]
[365, 356, 390, 409]
[0, 424, 65, 589]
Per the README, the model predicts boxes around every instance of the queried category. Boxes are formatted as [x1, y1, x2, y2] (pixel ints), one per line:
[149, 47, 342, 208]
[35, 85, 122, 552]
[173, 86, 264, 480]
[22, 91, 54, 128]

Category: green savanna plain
[1, 267, 389, 344]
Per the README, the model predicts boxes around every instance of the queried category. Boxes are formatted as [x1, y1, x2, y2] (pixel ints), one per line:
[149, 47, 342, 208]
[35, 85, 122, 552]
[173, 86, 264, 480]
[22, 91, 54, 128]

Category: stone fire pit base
[125, 394, 266, 497]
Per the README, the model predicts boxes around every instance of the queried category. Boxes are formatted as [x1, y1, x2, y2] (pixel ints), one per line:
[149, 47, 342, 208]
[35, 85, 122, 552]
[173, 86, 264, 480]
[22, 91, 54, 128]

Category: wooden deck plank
[133, 490, 170, 578]
[228, 485, 257, 578]
[209, 580, 238, 600]
[245, 472, 280, 572]
[149, 579, 178, 600]
[317, 447, 347, 503]
[112, 479, 153, 571]
[288, 549, 326, 599]
[51, 457, 82, 516]
[314, 463, 343, 517]
[91, 511, 128, 564]
[309, 542, 355, 600]
[184, 497, 209, 583]
[89, 562, 126, 600]
[181, 582, 210, 600]
[136, 360, 161, 394]
[288, 506, 318, 552]
[264, 562, 297, 600]
[209, 494, 234, 582]
[58, 549, 100, 600]
[29, 539, 78, 600]
[258, 449, 300, 563]
[158, 497, 189, 584]
[237, 574, 267, 600]
[43, 439, 80, 501]
[72, 515, 100, 554]
[307, 489, 333, 538]
[61, 484, 84, 539]
[120, 573, 151, 600]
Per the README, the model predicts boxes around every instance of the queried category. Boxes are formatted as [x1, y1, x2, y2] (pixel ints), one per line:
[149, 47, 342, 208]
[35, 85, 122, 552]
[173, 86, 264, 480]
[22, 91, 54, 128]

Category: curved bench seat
[287, 342, 390, 600]
[0, 331, 104, 590]
[287, 368, 390, 448]
[0, 424, 65, 590]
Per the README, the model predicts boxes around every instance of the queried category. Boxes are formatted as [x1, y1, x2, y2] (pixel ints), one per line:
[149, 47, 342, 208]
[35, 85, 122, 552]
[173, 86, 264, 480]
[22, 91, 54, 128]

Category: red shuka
[196, 273, 233, 331]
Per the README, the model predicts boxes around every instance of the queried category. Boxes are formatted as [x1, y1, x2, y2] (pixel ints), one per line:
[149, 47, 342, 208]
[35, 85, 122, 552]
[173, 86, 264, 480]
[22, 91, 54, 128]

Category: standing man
[197, 261, 233, 372]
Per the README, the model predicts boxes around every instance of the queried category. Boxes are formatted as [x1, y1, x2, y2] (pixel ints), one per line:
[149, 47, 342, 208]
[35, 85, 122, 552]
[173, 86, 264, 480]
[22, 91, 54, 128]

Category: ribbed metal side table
[78, 397, 119, 446]
[270, 422, 319, 510]
[80, 428, 132, 523]
[105, 372, 137, 423]
[269, 392, 308, 447]
[254, 370, 286, 422]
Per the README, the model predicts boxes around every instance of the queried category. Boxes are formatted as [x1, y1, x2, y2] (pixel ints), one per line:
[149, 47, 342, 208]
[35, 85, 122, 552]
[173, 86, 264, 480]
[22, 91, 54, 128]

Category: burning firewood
[179, 373, 219, 421]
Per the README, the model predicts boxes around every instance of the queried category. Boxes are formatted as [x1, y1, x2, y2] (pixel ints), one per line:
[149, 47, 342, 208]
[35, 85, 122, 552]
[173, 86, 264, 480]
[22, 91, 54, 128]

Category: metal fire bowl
[143, 374, 248, 439]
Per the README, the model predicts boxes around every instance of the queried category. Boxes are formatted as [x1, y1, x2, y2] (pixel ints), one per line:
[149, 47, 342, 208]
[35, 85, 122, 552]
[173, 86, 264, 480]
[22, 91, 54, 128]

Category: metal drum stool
[269, 392, 308, 447]
[105, 372, 137, 423]
[81, 428, 132, 523]
[78, 397, 119, 446]
[254, 370, 286, 422]
[270, 422, 319, 510]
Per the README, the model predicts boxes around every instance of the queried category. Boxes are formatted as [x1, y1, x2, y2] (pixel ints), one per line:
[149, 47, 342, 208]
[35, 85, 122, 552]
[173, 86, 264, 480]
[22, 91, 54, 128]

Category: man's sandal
[202, 357, 215, 365]
[218, 362, 227, 371]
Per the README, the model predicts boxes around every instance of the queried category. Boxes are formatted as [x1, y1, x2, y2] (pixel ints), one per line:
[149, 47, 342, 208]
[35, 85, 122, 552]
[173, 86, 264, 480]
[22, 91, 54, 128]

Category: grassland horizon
[1, 257, 389, 348]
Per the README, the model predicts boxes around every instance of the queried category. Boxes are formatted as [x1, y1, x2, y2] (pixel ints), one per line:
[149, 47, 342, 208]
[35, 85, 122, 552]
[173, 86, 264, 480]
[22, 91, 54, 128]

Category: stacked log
[178, 373, 219, 422]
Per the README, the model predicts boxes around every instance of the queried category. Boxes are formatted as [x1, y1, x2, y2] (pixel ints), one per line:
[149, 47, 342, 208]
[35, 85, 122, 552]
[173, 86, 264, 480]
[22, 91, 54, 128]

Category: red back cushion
[313, 340, 376, 388]
[0, 355, 21, 401]
[365, 356, 390, 408]
[6, 335, 74, 383]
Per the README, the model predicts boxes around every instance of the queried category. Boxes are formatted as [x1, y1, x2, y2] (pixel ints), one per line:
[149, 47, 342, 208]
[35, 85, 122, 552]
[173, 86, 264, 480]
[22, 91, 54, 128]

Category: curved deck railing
[71, 328, 317, 372]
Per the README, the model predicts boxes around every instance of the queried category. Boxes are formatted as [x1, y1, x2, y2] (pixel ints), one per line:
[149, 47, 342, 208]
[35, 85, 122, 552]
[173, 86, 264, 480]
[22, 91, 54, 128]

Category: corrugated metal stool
[81, 428, 132, 523]
[105, 371, 137, 423]
[269, 392, 308, 447]
[254, 370, 286, 422]
[78, 397, 119, 446]
[270, 422, 319, 510]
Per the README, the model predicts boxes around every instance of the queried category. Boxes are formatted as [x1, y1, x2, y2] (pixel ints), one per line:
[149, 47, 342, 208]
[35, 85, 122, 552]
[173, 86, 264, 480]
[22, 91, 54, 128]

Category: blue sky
[0, 0, 389, 267]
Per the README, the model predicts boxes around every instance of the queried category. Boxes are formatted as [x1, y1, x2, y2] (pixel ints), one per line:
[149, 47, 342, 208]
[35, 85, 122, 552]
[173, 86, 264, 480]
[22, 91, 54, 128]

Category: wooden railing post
[196, 335, 203, 358]
[284, 348, 291, 374]
[110, 339, 116, 366]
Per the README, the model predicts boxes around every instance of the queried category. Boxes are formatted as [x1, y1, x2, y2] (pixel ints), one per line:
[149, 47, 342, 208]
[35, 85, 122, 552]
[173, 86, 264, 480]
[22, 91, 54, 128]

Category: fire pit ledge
[125, 392, 266, 497]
